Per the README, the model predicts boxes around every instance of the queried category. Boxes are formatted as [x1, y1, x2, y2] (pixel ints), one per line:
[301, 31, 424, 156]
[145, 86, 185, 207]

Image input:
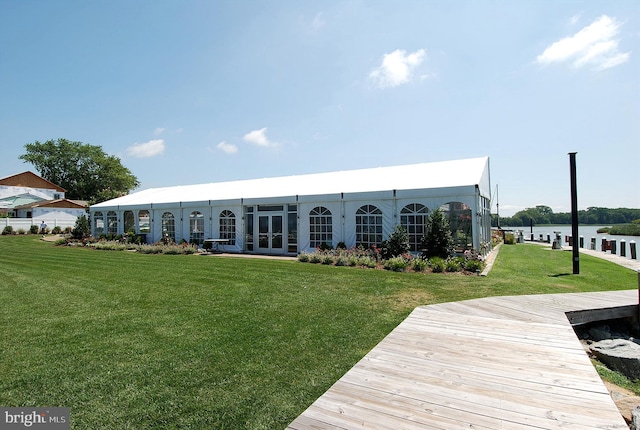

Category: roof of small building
[0, 171, 66, 192]
[92, 157, 490, 208]
[14, 199, 87, 210]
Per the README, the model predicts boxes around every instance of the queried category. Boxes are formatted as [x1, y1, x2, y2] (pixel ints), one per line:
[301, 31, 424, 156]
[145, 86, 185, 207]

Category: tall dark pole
[569, 152, 579, 274]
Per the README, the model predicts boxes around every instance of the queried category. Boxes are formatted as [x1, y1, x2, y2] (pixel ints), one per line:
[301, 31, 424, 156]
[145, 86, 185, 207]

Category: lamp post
[569, 152, 579, 275]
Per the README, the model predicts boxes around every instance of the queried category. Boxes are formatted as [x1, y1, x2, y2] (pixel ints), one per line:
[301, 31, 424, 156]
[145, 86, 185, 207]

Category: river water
[501, 225, 638, 260]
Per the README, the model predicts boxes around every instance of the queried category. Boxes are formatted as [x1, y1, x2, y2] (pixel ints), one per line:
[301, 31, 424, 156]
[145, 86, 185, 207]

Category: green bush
[2, 226, 14, 235]
[72, 215, 91, 240]
[297, 252, 310, 262]
[358, 256, 377, 268]
[51, 226, 63, 234]
[411, 258, 428, 272]
[308, 253, 322, 264]
[464, 259, 484, 273]
[445, 258, 462, 272]
[421, 208, 454, 259]
[429, 257, 445, 273]
[29, 225, 39, 234]
[321, 254, 334, 265]
[335, 256, 349, 266]
[380, 225, 410, 260]
[383, 256, 409, 272]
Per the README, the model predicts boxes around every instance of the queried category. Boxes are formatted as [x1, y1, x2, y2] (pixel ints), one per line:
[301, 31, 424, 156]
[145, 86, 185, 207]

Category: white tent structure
[90, 157, 492, 255]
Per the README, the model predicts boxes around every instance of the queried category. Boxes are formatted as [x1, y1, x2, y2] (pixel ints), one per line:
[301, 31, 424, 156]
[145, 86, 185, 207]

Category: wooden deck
[288, 290, 637, 429]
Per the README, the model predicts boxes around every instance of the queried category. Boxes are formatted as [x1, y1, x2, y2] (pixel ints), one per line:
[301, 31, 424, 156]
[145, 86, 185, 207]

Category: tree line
[493, 205, 640, 227]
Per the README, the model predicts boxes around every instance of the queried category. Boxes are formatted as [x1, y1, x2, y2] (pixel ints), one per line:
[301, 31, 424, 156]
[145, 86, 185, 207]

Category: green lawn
[0, 236, 636, 429]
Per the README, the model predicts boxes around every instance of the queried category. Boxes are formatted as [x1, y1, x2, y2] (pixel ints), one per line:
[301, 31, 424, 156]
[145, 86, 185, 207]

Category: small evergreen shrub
[380, 225, 410, 260]
[72, 215, 91, 240]
[2, 226, 14, 235]
[52, 226, 63, 234]
[420, 208, 454, 259]
[29, 225, 39, 234]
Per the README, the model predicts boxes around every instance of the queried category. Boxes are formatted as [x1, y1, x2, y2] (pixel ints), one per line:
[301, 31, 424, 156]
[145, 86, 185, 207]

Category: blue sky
[1, 0, 638, 217]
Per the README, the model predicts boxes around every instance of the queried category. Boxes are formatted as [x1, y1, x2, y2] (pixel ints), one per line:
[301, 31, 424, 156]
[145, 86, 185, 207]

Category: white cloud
[536, 15, 630, 71]
[125, 139, 165, 158]
[369, 49, 426, 88]
[243, 127, 278, 148]
[312, 12, 325, 31]
[154, 127, 165, 136]
[216, 141, 238, 154]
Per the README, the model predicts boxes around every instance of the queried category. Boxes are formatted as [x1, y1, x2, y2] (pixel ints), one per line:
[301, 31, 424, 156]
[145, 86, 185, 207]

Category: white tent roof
[92, 157, 490, 208]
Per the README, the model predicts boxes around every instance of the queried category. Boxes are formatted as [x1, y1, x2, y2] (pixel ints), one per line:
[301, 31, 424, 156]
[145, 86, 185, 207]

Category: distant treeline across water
[493, 206, 640, 228]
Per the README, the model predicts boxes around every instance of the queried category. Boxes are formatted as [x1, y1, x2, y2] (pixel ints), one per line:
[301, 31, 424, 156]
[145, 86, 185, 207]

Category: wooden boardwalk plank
[288, 290, 635, 429]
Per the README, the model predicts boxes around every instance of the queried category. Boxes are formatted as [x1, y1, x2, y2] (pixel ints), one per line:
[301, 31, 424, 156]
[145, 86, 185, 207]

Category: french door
[258, 214, 283, 253]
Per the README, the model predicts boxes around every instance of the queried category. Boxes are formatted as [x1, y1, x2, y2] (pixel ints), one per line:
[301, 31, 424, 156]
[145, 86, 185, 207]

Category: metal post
[569, 152, 579, 274]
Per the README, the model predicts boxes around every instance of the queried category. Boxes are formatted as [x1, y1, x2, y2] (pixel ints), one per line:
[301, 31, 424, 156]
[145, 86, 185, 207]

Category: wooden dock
[288, 290, 637, 429]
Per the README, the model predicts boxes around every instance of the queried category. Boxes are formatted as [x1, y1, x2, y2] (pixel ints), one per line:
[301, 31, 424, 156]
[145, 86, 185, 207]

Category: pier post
[579, 236, 584, 248]
[610, 240, 617, 255]
[591, 237, 596, 250]
[621, 240, 626, 258]
[602, 237, 607, 252]
[631, 241, 637, 260]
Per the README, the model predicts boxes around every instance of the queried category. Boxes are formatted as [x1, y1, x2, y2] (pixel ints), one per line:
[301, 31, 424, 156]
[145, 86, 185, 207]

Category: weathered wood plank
[287, 291, 635, 429]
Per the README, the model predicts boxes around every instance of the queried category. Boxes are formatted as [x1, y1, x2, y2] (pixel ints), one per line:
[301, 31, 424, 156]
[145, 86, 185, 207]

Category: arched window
[356, 205, 382, 249]
[93, 211, 104, 236]
[106, 211, 118, 236]
[309, 206, 332, 248]
[123, 211, 135, 234]
[440, 202, 472, 251]
[401, 203, 429, 252]
[190, 211, 204, 245]
[162, 212, 175, 242]
[219, 210, 236, 245]
[138, 210, 150, 233]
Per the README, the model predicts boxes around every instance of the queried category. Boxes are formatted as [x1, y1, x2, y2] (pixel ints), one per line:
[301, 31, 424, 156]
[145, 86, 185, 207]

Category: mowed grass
[0, 236, 636, 429]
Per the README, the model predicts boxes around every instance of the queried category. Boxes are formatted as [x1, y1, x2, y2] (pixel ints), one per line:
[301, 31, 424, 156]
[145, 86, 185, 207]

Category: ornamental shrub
[2, 226, 13, 235]
[30, 225, 39, 234]
[464, 259, 484, 273]
[298, 252, 310, 262]
[72, 215, 91, 240]
[420, 209, 454, 260]
[429, 257, 445, 273]
[411, 258, 428, 272]
[445, 258, 462, 272]
[380, 225, 410, 260]
[383, 256, 409, 272]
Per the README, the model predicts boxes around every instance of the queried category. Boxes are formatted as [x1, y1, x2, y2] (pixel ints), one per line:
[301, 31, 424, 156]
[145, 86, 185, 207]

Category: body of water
[501, 225, 638, 260]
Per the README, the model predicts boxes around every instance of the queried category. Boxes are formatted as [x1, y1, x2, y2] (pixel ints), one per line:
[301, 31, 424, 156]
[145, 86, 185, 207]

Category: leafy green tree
[420, 208, 454, 259]
[20, 138, 139, 204]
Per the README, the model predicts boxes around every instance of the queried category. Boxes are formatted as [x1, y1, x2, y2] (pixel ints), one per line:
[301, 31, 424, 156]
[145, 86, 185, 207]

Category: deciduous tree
[20, 138, 139, 204]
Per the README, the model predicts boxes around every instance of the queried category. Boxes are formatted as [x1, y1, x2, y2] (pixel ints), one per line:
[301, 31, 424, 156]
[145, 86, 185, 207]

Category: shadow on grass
[549, 273, 572, 277]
